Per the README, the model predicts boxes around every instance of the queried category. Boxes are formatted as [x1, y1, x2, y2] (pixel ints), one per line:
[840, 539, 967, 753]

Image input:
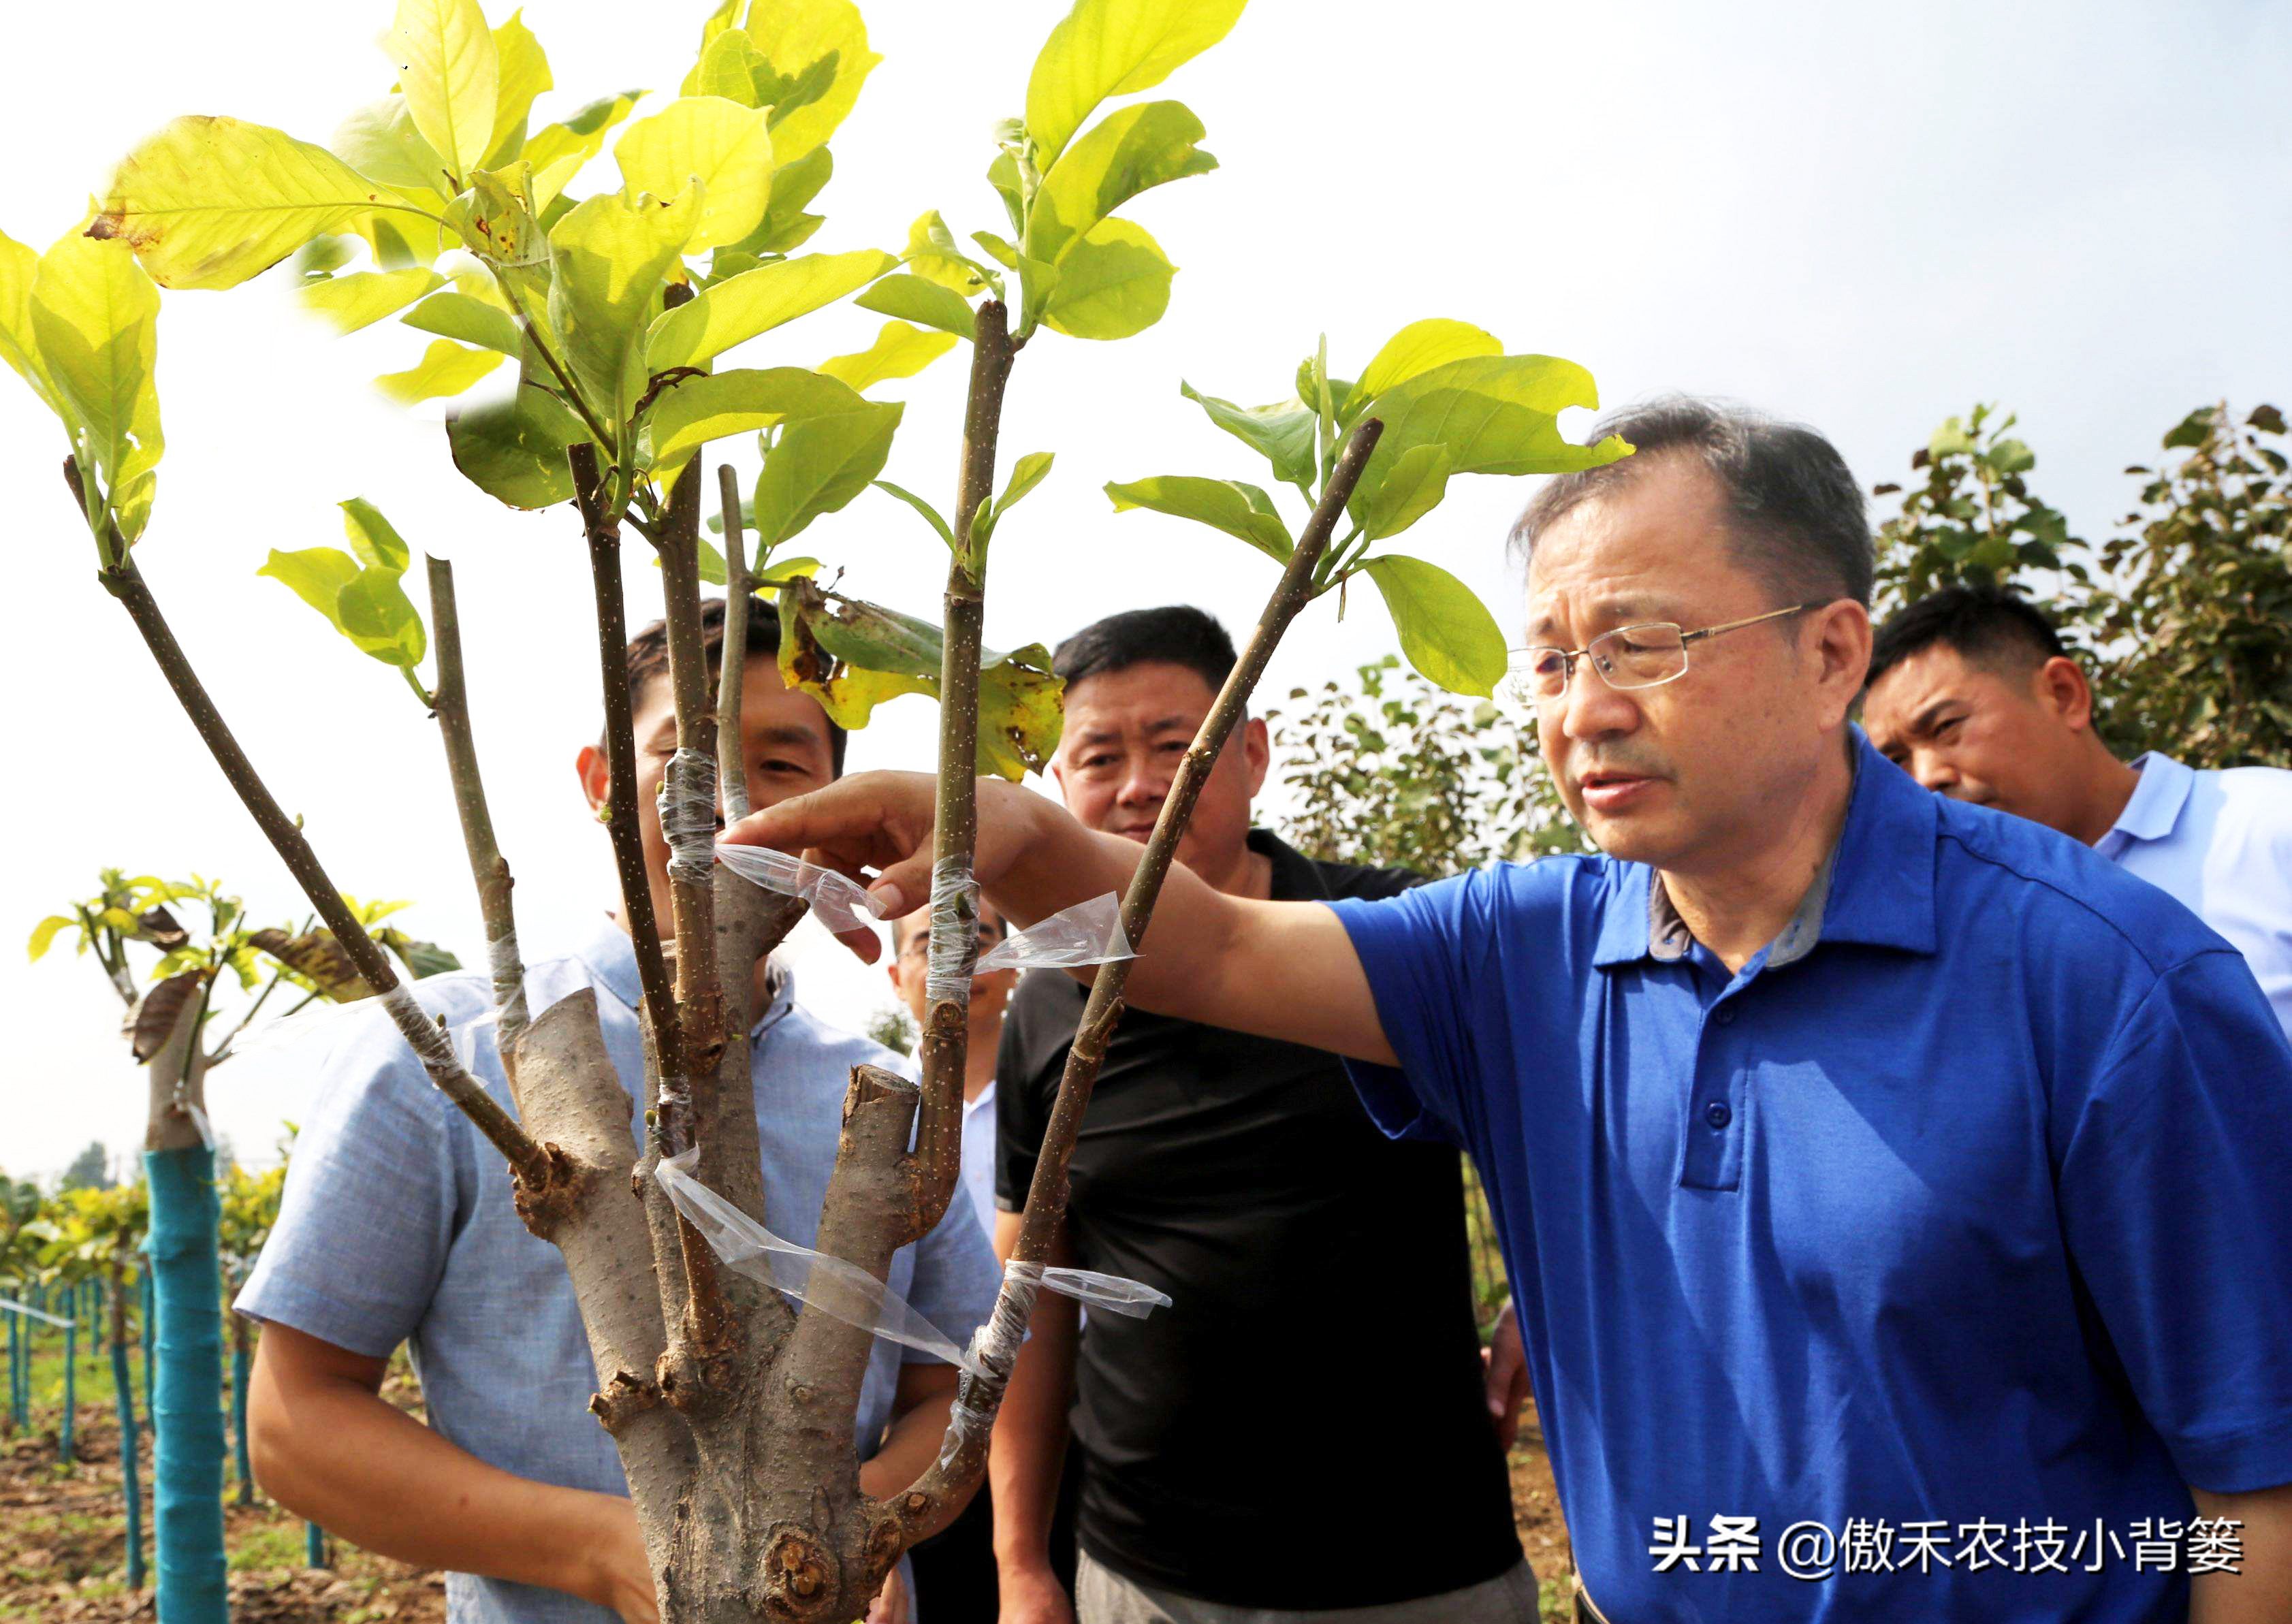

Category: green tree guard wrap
[114, 1322, 146, 1590]
[141, 1265, 156, 1422]
[306, 1523, 328, 1569]
[63, 1318, 77, 1465]
[146, 1146, 227, 1623]
[232, 1328, 254, 1506]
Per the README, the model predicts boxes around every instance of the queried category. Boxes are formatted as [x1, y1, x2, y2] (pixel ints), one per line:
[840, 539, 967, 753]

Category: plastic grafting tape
[925, 854, 981, 1008]
[658, 748, 719, 885]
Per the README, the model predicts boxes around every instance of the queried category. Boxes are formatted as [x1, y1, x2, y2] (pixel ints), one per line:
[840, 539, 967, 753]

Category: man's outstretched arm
[249, 1322, 657, 1623]
[723, 772, 1396, 1065]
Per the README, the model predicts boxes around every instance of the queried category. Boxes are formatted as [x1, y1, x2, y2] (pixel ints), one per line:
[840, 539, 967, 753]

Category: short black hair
[1866, 584, 2067, 693]
[1052, 605, 1237, 699]
[620, 596, 848, 776]
[1510, 394, 1875, 607]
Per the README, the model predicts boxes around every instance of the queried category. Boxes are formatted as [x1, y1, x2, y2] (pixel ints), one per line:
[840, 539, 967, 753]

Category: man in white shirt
[1864, 583, 2292, 1036]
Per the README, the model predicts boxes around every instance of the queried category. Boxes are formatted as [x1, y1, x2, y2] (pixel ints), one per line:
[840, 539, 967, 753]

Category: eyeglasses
[1497, 601, 1826, 714]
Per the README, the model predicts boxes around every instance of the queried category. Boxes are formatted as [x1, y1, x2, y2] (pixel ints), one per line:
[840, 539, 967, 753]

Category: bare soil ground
[3, 1351, 1575, 1622]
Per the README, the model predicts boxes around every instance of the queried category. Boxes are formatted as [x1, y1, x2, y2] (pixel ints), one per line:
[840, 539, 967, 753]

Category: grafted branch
[887, 417, 1387, 1535]
[909, 298, 1018, 1239]
[425, 555, 529, 1055]
[716, 463, 752, 823]
[67, 460, 545, 1183]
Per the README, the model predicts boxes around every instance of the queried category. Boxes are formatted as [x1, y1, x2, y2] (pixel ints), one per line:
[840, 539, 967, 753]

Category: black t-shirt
[994, 830, 1521, 1608]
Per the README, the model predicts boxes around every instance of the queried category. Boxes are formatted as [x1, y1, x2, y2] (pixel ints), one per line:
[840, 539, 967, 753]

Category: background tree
[1871, 400, 2290, 769]
[27, 872, 452, 1622]
[5, 1, 1625, 1617]
[61, 1142, 115, 1193]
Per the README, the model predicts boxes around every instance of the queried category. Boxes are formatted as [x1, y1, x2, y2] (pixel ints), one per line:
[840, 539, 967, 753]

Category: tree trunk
[143, 989, 229, 1622]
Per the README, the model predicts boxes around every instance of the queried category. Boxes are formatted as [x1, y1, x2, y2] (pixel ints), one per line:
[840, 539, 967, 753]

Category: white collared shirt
[2096, 752, 2292, 1039]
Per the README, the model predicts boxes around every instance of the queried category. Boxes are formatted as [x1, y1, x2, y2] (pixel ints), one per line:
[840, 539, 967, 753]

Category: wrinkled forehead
[1521, 462, 1752, 637]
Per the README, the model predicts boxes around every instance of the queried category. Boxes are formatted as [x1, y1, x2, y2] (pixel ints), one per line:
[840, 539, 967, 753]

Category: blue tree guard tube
[63, 1315, 77, 1467]
[112, 1273, 146, 1592]
[7, 1304, 21, 1432]
[306, 1523, 328, 1569]
[141, 1265, 156, 1424]
[232, 1318, 254, 1506]
[147, 1145, 228, 1623]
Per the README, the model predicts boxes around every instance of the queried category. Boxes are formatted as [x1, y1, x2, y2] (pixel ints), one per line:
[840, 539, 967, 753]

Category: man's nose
[1908, 748, 1957, 794]
[1556, 658, 1638, 744]
[1116, 760, 1165, 806]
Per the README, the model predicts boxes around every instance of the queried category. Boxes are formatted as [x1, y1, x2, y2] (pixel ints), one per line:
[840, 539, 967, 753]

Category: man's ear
[1810, 601, 1873, 730]
[2036, 655, 2097, 732]
[1240, 714, 1271, 799]
[576, 744, 610, 817]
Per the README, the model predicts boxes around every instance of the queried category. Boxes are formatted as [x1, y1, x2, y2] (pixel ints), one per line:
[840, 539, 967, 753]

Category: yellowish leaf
[615, 96, 775, 253]
[742, 0, 882, 165]
[392, 0, 502, 182]
[817, 320, 958, 393]
[1351, 318, 1501, 408]
[31, 227, 163, 543]
[298, 267, 443, 334]
[375, 337, 505, 404]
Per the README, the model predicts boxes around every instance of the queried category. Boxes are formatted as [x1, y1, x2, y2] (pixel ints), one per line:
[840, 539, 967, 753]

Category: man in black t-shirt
[991, 607, 1532, 1624]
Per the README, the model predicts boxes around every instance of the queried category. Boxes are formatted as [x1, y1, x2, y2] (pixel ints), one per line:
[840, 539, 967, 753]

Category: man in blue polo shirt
[730, 396, 2292, 1621]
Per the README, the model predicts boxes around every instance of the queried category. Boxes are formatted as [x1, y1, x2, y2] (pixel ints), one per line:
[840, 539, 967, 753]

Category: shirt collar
[573, 914, 797, 1034]
[1592, 728, 1938, 971]
[2109, 752, 2196, 844]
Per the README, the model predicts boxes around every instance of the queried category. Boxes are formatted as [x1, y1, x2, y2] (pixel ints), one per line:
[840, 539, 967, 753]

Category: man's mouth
[1111, 822, 1158, 842]
[1576, 769, 1664, 812]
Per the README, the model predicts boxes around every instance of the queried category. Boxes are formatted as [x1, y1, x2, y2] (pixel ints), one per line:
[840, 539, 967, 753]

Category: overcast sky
[3, 0, 2285, 1180]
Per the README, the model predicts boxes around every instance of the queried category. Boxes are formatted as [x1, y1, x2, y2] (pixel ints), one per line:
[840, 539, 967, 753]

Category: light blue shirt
[238, 918, 1002, 1624]
[2097, 752, 2292, 1040]
[959, 1081, 998, 1239]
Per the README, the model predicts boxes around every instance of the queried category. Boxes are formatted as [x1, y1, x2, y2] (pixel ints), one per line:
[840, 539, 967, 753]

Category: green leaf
[646, 247, 897, 370]
[378, 926, 462, 980]
[1178, 381, 1316, 492]
[614, 95, 776, 252]
[751, 397, 904, 547]
[1353, 353, 1632, 500]
[640, 365, 871, 466]
[1104, 474, 1290, 562]
[854, 273, 977, 338]
[31, 227, 164, 545]
[996, 451, 1055, 517]
[257, 547, 359, 625]
[738, 0, 882, 165]
[332, 97, 453, 195]
[375, 337, 505, 404]
[2162, 409, 2214, 451]
[1024, 0, 1247, 168]
[298, 267, 443, 334]
[402, 289, 522, 355]
[1359, 554, 1506, 696]
[1039, 217, 1173, 340]
[520, 89, 644, 176]
[757, 553, 820, 584]
[483, 10, 555, 169]
[972, 229, 1021, 270]
[716, 144, 835, 259]
[873, 479, 955, 548]
[28, 916, 76, 961]
[91, 116, 423, 291]
[446, 387, 587, 508]
[686, 28, 772, 105]
[393, 0, 500, 182]
[338, 498, 412, 573]
[336, 569, 429, 667]
[777, 577, 1063, 777]
[1352, 442, 1450, 541]
[0, 227, 59, 415]
[818, 320, 959, 392]
[1023, 100, 1215, 267]
[1350, 317, 1501, 413]
[903, 210, 993, 296]
[546, 185, 703, 421]
[441, 165, 548, 270]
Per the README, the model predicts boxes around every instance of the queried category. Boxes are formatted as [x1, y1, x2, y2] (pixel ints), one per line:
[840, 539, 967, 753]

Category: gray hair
[1510, 395, 1874, 607]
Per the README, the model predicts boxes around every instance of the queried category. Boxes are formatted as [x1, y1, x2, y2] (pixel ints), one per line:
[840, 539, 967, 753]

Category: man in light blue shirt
[1865, 583, 2292, 1037]
[239, 599, 1001, 1624]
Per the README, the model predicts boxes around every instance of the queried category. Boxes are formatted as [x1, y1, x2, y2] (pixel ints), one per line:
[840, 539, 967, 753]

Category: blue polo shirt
[1330, 731, 2292, 1622]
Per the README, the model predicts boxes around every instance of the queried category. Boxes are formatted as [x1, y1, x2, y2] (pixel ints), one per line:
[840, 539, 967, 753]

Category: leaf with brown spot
[136, 906, 189, 949]
[248, 928, 378, 1002]
[125, 968, 210, 1063]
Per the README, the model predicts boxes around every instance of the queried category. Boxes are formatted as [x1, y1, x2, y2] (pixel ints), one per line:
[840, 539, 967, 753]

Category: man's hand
[997, 1559, 1076, 1624]
[865, 1561, 910, 1624]
[1484, 1299, 1531, 1451]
